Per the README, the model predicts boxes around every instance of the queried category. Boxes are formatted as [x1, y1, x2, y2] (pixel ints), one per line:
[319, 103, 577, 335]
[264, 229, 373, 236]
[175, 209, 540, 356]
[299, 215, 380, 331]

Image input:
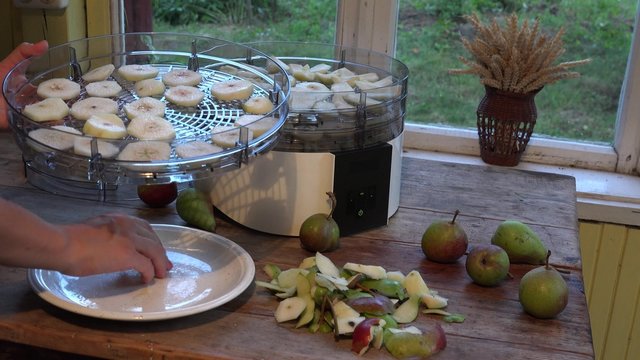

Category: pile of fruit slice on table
[255, 252, 462, 358]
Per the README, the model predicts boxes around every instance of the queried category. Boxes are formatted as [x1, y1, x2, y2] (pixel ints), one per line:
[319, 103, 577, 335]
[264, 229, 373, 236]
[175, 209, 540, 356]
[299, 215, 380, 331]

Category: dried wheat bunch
[449, 13, 591, 94]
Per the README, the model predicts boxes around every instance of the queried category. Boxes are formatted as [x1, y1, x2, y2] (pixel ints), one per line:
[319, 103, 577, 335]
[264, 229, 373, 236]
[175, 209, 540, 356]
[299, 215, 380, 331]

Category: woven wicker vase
[476, 86, 541, 166]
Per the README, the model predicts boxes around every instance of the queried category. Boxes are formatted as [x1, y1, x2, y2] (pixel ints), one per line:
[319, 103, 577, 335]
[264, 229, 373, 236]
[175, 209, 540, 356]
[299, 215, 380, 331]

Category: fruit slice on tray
[164, 85, 205, 107]
[73, 137, 120, 158]
[83, 114, 127, 139]
[127, 114, 176, 142]
[211, 125, 254, 148]
[22, 98, 69, 122]
[134, 78, 165, 97]
[210, 79, 254, 101]
[175, 141, 222, 158]
[162, 69, 202, 87]
[85, 80, 122, 98]
[124, 97, 166, 119]
[28, 126, 82, 151]
[70, 97, 119, 121]
[37, 78, 81, 100]
[242, 96, 273, 114]
[117, 141, 171, 162]
[117, 64, 159, 82]
[81, 64, 115, 83]
[289, 82, 330, 111]
[234, 114, 278, 137]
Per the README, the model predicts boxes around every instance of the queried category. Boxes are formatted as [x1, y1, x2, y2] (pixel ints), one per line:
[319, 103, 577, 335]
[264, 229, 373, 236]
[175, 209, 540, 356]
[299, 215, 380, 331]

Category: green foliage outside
[153, 0, 637, 144]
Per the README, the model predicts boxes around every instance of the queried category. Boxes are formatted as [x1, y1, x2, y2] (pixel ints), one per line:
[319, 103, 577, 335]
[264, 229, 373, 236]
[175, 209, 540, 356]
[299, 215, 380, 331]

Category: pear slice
[275, 286, 297, 299]
[392, 295, 421, 323]
[331, 300, 365, 335]
[296, 273, 312, 296]
[297, 256, 316, 269]
[276, 268, 307, 289]
[386, 270, 406, 283]
[254, 280, 287, 293]
[421, 292, 449, 309]
[274, 296, 307, 323]
[343, 262, 387, 280]
[295, 295, 316, 328]
[315, 252, 340, 278]
[403, 270, 430, 297]
[315, 273, 349, 291]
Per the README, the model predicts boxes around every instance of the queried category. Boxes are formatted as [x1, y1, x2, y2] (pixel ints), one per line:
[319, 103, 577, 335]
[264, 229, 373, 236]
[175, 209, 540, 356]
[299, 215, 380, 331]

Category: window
[337, 0, 639, 174]
[145, 0, 639, 174]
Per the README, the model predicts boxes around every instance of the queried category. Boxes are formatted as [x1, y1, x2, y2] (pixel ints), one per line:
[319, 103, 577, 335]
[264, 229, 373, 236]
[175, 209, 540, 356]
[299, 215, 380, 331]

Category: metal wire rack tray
[2, 33, 291, 199]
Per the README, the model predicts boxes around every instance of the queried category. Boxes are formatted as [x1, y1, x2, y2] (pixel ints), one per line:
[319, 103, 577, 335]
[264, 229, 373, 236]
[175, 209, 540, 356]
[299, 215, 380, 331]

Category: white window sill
[402, 149, 640, 227]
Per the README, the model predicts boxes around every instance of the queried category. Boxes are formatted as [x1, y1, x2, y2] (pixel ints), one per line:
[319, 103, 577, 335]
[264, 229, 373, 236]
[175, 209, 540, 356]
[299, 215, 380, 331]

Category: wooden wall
[580, 221, 640, 360]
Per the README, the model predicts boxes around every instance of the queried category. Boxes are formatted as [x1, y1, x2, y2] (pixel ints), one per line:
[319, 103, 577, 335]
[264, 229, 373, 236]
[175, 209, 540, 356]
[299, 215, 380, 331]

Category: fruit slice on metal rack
[242, 96, 273, 114]
[117, 141, 171, 162]
[234, 114, 278, 137]
[124, 97, 166, 119]
[81, 64, 115, 83]
[28, 126, 81, 151]
[117, 64, 160, 82]
[70, 97, 119, 121]
[85, 80, 123, 98]
[175, 141, 222, 158]
[164, 85, 205, 107]
[210, 79, 254, 101]
[211, 125, 254, 148]
[127, 114, 176, 142]
[162, 69, 202, 87]
[36, 78, 81, 100]
[134, 79, 165, 97]
[22, 98, 69, 122]
[83, 114, 127, 139]
[73, 137, 120, 158]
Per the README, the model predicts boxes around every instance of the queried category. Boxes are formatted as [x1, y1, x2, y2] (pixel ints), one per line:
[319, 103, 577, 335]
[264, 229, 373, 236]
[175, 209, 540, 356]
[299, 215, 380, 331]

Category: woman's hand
[59, 213, 174, 283]
[0, 40, 48, 129]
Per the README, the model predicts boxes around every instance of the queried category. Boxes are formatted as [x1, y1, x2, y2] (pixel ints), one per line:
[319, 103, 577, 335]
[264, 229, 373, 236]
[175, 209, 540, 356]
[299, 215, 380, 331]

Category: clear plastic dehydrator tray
[2, 33, 290, 200]
[245, 41, 409, 153]
[3, 35, 408, 201]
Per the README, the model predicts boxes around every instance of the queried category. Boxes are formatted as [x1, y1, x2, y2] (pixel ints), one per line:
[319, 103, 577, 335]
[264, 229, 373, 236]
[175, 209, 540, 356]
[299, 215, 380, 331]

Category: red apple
[465, 244, 510, 287]
[351, 318, 386, 355]
[137, 182, 178, 208]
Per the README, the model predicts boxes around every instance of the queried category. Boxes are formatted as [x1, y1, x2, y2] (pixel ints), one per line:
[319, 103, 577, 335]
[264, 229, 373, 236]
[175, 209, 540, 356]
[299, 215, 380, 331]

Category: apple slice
[403, 270, 431, 297]
[351, 318, 386, 356]
[315, 252, 341, 278]
[343, 262, 387, 280]
[392, 295, 421, 323]
[275, 296, 307, 323]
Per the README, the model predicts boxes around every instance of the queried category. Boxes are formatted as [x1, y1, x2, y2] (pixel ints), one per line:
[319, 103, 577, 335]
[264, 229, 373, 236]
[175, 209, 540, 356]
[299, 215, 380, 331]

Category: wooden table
[0, 131, 594, 359]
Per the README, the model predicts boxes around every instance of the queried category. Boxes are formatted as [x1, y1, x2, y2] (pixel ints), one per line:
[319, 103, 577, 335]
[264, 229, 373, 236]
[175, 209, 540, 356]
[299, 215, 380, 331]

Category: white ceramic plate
[28, 224, 255, 321]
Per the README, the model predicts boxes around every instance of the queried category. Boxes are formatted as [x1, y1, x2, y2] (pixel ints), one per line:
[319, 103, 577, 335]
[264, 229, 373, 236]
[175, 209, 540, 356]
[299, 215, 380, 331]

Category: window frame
[336, 0, 640, 175]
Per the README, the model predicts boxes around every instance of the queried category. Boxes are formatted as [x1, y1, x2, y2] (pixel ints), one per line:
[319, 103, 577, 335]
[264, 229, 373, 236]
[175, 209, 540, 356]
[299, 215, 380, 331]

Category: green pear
[519, 251, 569, 319]
[491, 220, 547, 264]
